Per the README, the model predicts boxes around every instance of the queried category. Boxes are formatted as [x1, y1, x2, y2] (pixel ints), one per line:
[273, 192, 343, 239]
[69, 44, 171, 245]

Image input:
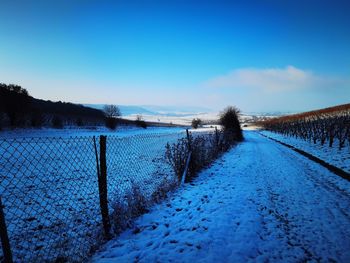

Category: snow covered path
[92, 131, 350, 262]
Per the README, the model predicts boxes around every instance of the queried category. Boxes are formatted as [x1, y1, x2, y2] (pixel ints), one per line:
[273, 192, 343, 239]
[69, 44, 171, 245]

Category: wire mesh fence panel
[0, 137, 103, 262]
[0, 129, 218, 262]
[106, 132, 186, 230]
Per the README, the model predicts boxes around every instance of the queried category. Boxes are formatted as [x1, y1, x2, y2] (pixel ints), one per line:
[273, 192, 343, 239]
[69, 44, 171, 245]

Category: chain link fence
[0, 131, 187, 262]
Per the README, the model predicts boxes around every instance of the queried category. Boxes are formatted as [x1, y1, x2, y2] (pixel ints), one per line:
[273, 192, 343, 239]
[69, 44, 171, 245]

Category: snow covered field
[123, 112, 259, 126]
[0, 126, 215, 262]
[260, 130, 350, 173]
[92, 131, 350, 262]
[0, 126, 185, 139]
[123, 113, 219, 126]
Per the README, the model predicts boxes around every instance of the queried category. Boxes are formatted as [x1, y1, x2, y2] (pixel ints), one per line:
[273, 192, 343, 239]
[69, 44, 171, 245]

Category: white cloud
[203, 65, 346, 92]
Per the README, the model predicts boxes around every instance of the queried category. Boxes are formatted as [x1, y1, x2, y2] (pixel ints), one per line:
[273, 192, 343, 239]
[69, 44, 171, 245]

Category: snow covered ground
[123, 113, 259, 126]
[92, 131, 350, 262]
[0, 126, 185, 139]
[123, 112, 219, 126]
[0, 126, 216, 261]
[0, 125, 220, 139]
[260, 130, 350, 173]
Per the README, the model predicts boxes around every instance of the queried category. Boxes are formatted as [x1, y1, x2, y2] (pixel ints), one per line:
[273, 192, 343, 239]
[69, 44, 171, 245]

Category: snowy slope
[92, 131, 350, 263]
[260, 130, 350, 173]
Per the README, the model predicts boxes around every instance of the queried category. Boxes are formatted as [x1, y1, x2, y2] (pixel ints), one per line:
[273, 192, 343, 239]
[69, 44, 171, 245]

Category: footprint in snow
[146, 241, 153, 247]
[132, 227, 141, 234]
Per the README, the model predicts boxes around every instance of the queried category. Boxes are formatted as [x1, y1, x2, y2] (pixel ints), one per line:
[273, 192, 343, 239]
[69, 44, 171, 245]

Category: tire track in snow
[250, 132, 350, 262]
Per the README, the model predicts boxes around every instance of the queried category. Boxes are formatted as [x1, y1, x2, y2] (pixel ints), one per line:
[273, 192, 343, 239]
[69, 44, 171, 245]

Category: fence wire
[0, 136, 102, 262]
[0, 131, 187, 262]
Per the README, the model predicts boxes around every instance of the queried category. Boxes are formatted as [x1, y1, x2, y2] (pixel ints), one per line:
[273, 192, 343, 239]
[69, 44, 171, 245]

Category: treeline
[0, 83, 105, 129]
[261, 103, 350, 150]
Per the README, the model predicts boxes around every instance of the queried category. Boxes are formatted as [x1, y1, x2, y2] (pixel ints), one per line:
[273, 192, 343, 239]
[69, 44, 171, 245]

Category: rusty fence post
[0, 196, 13, 263]
[98, 135, 111, 238]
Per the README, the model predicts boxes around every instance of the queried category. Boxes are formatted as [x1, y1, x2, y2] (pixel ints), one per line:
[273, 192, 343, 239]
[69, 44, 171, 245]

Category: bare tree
[103, 105, 121, 130]
[103, 105, 121, 118]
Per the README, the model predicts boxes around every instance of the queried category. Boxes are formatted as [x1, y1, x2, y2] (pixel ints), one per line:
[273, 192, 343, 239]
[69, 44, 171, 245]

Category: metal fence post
[181, 152, 192, 185]
[185, 129, 194, 182]
[186, 129, 192, 152]
[98, 135, 111, 238]
[215, 126, 219, 152]
[0, 196, 13, 263]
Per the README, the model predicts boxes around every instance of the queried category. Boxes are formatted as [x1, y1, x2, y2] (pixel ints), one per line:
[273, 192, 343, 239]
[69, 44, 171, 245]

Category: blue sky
[0, 0, 349, 112]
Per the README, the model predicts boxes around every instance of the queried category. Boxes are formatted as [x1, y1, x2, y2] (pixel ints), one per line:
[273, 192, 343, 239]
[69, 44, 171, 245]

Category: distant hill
[31, 99, 105, 122]
[85, 104, 212, 117]
[85, 104, 156, 116]
[0, 83, 189, 129]
[265, 103, 350, 121]
[0, 83, 105, 128]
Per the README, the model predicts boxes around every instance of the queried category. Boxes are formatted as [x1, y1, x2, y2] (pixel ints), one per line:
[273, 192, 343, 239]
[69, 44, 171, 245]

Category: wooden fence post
[98, 135, 111, 238]
[0, 196, 13, 263]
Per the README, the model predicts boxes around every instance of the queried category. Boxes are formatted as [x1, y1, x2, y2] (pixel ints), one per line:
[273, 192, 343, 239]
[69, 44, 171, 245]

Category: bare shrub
[191, 118, 202, 129]
[135, 115, 147, 129]
[150, 178, 179, 204]
[110, 184, 148, 234]
[165, 138, 188, 181]
[219, 106, 243, 141]
[165, 128, 239, 182]
[110, 177, 178, 235]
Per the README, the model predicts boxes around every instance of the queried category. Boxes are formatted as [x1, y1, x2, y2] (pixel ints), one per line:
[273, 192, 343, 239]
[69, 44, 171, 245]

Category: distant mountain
[142, 105, 212, 115]
[84, 104, 156, 116]
[84, 104, 212, 117]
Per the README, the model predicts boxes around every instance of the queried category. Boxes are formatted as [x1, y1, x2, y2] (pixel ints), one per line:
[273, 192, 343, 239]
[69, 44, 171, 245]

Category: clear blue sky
[0, 0, 349, 112]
